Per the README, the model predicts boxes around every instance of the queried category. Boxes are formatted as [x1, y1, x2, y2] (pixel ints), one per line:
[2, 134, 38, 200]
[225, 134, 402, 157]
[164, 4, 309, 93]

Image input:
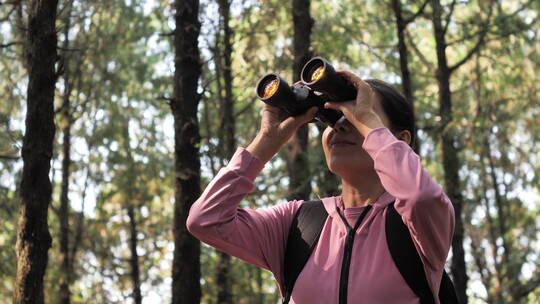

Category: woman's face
[321, 95, 392, 177]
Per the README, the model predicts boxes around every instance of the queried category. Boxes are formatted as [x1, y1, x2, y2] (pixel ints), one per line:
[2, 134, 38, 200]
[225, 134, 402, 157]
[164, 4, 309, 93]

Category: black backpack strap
[439, 270, 459, 303]
[386, 203, 435, 304]
[385, 203, 459, 304]
[282, 200, 328, 304]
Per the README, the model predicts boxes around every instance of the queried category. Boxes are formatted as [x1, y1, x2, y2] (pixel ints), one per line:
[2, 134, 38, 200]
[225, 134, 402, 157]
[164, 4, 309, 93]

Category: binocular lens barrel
[301, 57, 357, 102]
[256, 74, 295, 108]
[302, 57, 328, 84]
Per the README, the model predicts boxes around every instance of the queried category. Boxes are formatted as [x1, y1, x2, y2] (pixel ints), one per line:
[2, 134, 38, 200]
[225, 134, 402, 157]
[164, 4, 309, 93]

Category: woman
[187, 71, 455, 303]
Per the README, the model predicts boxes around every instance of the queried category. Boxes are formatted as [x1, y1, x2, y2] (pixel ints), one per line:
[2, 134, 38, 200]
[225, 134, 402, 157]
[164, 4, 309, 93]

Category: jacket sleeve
[186, 147, 301, 284]
[362, 128, 455, 270]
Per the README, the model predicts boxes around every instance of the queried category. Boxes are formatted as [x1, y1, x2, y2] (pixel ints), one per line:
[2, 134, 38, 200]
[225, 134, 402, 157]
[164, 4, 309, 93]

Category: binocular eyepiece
[256, 57, 357, 126]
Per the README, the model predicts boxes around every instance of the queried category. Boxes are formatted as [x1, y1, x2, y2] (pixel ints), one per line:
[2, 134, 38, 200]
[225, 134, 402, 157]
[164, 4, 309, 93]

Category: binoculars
[256, 57, 357, 126]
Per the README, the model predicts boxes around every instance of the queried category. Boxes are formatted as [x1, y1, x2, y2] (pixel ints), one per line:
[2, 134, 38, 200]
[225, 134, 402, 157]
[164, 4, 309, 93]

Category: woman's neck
[341, 174, 385, 209]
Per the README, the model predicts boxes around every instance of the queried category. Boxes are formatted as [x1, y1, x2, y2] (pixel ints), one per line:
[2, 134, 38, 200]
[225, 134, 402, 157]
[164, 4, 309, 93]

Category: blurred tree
[463, 15, 540, 300]
[204, 0, 235, 302]
[390, 0, 427, 152]
[14, 0, 58, 303]
[425, 1, 536, 301]
[171, 0, 203, 303]
[55, 1, 89, 302]
[214, 0, 235, 302]
[121, 113, 143, 304]
[286, 0, 313, 201]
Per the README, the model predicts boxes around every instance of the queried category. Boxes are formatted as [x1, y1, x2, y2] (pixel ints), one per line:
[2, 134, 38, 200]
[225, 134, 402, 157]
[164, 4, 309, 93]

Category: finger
[298, 106, 318, 124]
[324, 101, 340, 111]
[262, 104, 279, 113]
[324, 100, 352, 112]
[335, 70, 362, 88]
[282, 107, 318, 129]
[292, 106, 318, 126]
[263, 103, 288, 120]
[336, 70, 371, 91]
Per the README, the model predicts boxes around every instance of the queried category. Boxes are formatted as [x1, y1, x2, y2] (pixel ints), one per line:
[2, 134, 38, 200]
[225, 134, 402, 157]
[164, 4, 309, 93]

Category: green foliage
[0, 0, 538, 302]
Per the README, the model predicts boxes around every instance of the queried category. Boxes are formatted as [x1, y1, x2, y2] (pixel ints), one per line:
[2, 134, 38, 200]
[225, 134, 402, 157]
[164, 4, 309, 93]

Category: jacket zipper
[337, 205, 372, 304]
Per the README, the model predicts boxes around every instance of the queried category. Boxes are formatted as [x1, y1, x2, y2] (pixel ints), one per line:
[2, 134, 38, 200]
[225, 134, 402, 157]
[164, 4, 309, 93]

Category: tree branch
[442, 0, 458, 35]
[518, 270, 540, 298]
[449, 0, 494, 72]
[234, 98, 256, 118]
[0, 41, 20, 48]
[0, 153, 19, 160]
[0, 4, 16, 22]
[57, 46, 87, 52]
[159, 31, 174, 37]
[405, 30, 435, 73]
[404, 0, 429, 25]
[446, 28, 485, 46]
[156, 95, 173, 106]
[355, 39, 401, 72]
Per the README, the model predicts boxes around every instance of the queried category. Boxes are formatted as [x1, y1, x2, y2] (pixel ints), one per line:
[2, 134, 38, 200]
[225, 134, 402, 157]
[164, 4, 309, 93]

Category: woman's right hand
[246, 104, 318, 163]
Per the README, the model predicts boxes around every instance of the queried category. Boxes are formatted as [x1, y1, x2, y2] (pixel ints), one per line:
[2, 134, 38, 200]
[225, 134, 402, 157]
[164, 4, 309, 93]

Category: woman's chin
[328, 160, 355, 176]
[328, 156, 372, 177]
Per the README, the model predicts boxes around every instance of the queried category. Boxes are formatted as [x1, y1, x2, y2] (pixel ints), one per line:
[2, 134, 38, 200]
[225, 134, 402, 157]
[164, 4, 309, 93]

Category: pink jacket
[187, 127, 455, 303]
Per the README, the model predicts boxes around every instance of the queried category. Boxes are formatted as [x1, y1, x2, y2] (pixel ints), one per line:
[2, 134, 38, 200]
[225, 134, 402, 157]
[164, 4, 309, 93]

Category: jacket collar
[321, 192, 395, 220]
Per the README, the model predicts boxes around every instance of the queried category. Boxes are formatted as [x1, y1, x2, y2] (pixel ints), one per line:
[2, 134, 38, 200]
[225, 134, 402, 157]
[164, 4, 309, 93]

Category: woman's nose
[332, 116, 349, 132]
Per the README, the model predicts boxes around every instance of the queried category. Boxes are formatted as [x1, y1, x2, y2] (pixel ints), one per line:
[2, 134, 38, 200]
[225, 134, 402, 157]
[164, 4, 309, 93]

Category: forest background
[0, 0, 539, 303]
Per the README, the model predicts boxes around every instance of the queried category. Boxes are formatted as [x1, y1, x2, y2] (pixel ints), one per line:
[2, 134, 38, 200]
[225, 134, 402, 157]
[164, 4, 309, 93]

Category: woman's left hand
[323, 70, 385, 136]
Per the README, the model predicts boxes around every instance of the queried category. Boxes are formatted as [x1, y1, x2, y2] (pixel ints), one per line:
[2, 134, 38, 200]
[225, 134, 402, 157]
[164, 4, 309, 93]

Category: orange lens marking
[311, 67, 325, 81]
[263, 79, 279, 98]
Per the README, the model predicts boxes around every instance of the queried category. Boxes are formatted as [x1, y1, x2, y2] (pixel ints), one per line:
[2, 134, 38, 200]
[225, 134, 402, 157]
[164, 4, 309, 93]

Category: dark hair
[364, 79, 415, 147]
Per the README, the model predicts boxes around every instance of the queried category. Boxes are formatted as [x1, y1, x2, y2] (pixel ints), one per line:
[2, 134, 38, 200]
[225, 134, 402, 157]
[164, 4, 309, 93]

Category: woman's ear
[396, 130, 412, 145]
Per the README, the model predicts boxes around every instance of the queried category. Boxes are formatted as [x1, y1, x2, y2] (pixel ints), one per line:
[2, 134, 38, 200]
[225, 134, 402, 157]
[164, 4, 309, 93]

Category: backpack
[282, 200, 459, 304]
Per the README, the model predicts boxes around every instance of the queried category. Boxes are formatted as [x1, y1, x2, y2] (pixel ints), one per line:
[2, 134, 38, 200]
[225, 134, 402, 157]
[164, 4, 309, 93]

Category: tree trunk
[438, 53, 468, 304]
[391, 0, 420, 153]
[14, 0, 58, 303]
[122, 117, 142, 304]
[215, 254, 232, 304]
[86, 112, 143, 304]
[215, 0, 235, 302]
[255, 267, 264, 304]
[287, 0, 313, 201]
[59, 5, 74, 302]
[218, 0, 235, 158]
[127, 205, 142, 304]
[59, 106, 73, 304]
[430, 0, 468, 302]
[472, 59, 502, 304]
[171, 0, 202, 303]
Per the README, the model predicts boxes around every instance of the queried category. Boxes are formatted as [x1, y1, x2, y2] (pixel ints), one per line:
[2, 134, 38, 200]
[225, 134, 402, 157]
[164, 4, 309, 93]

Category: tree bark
[59, 105, 73, 304]
[472, 62, 503, 303]
[58, 4, 74, 302]
[215, 254, 232, 304]
[215, 1, 235, 302]
[218, 0, 235, 158]
[127, 205, 142, 304]
[121, 116, 143, 304]
[391, 0, 421, 153]
[171, 0, 202, 303]
[287, 0, 313, 201]
[255, 266, 264, 304]
[14, 0, 58, 303]
[430, 0, 468, 302]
